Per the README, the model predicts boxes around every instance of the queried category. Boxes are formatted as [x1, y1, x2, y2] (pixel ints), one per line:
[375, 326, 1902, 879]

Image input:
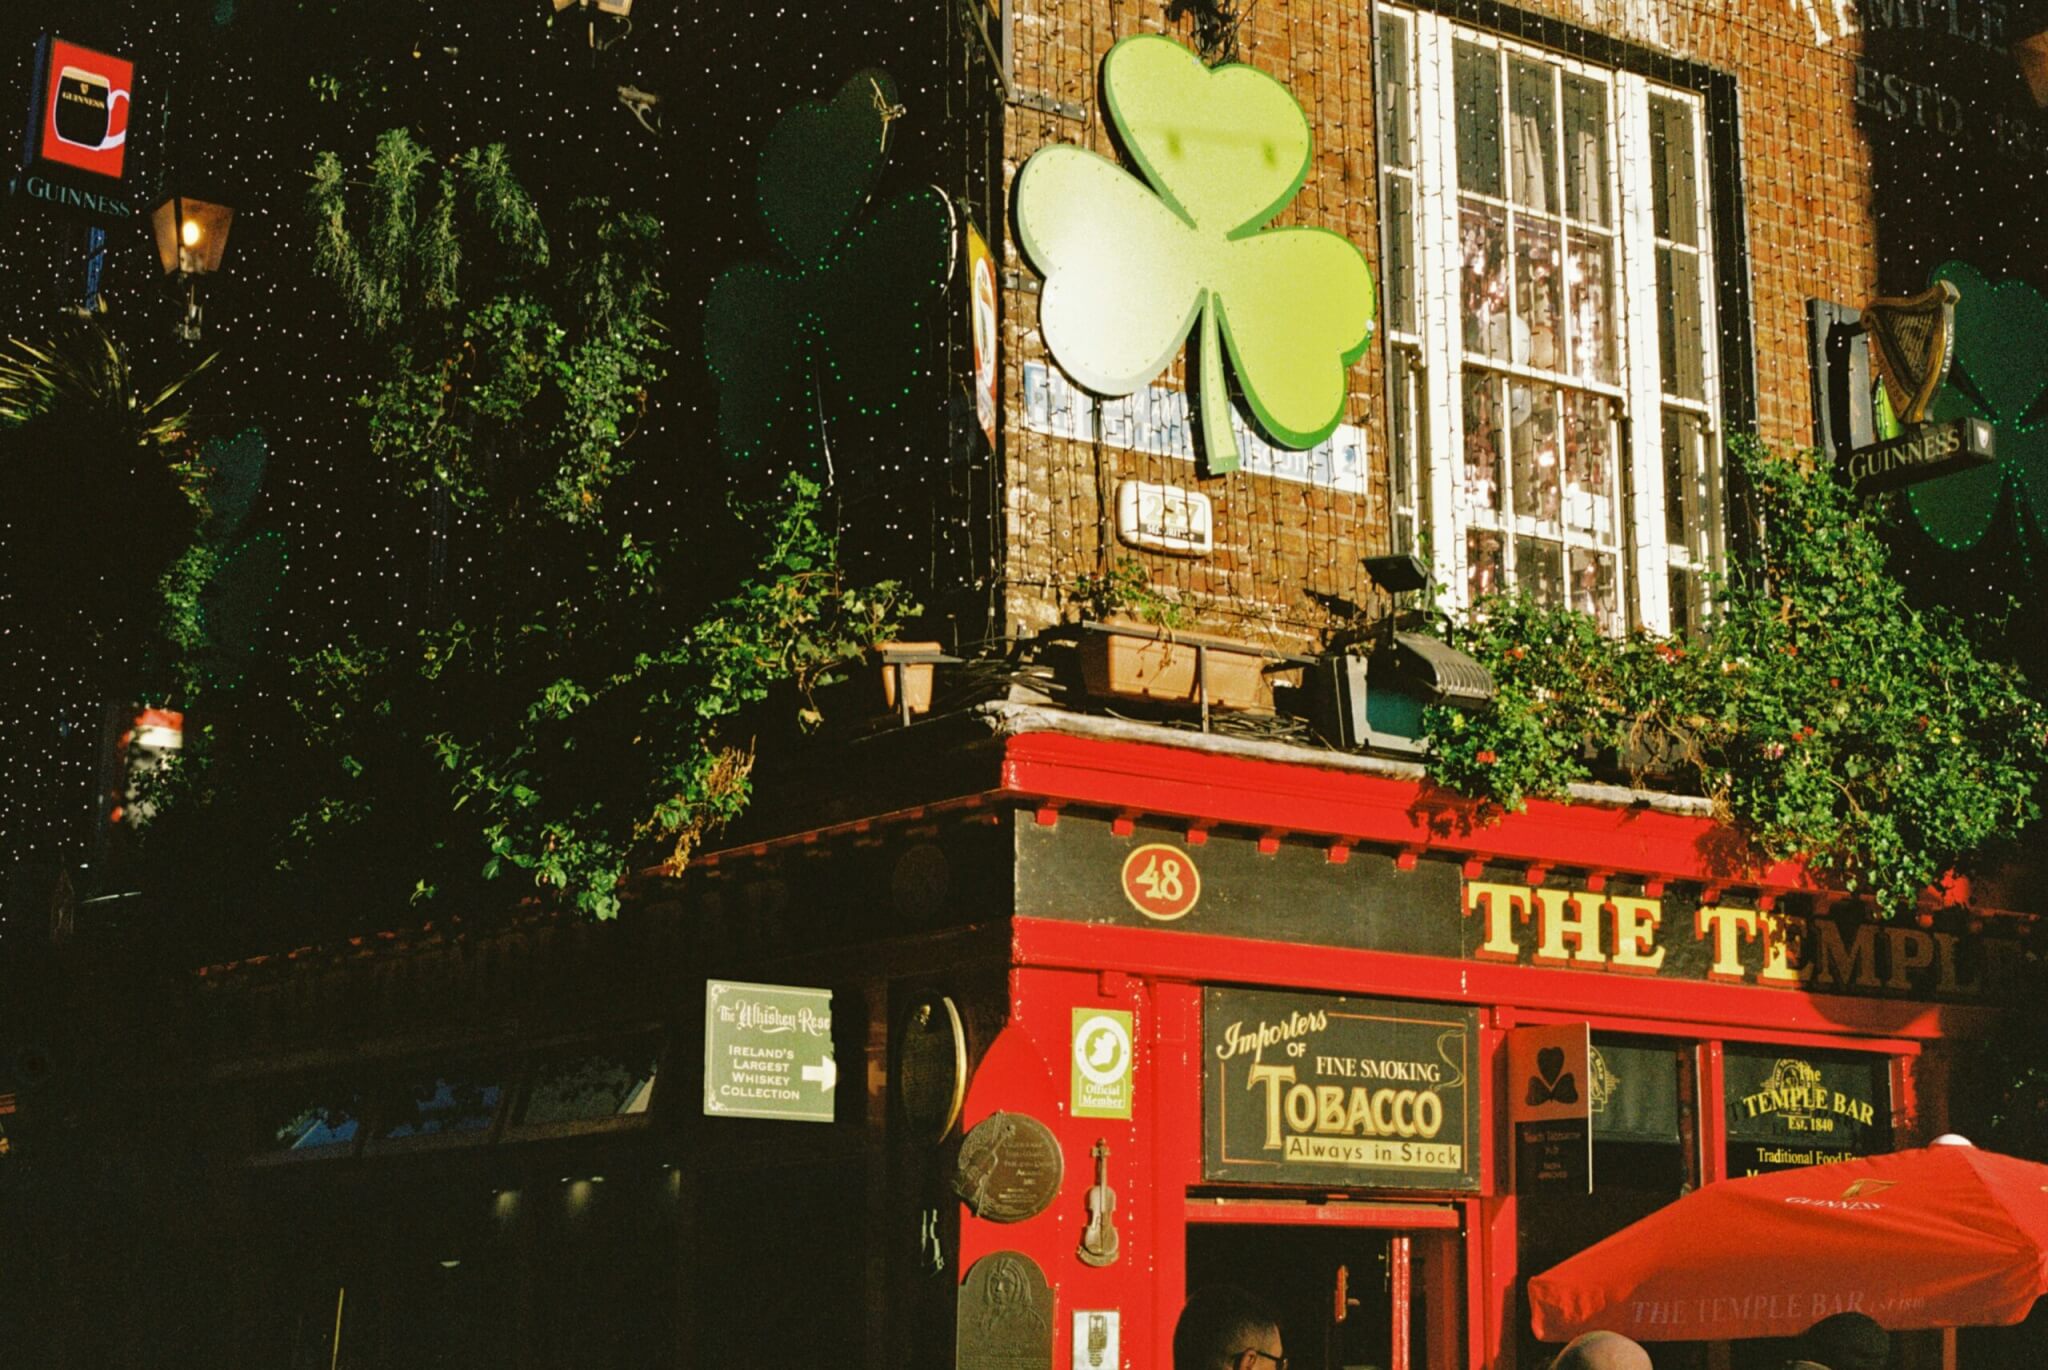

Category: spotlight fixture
[1309, 550, 1495, 754]
[1363, 552, 1431, 596]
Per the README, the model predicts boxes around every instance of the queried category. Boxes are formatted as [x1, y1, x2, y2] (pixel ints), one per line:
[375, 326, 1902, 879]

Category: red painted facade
[742, 724, 2018, 1370]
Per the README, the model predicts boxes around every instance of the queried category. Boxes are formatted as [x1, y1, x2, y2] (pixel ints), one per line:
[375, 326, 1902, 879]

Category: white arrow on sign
[801, 1056, 837, 1093]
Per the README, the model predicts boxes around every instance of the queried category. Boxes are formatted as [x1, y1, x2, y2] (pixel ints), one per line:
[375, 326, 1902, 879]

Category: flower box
[1074, 620, 1273, 712]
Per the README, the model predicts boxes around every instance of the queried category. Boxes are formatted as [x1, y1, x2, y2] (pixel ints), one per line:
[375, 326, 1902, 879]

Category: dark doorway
[1185, 1221, 1461, 1370]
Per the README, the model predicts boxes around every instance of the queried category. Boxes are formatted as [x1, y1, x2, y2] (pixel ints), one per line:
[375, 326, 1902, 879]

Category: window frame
[1375, 1, 1756, 634]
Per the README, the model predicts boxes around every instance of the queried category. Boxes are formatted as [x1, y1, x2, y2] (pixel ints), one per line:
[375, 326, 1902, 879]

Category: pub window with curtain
[1377, 7, 1727, 634]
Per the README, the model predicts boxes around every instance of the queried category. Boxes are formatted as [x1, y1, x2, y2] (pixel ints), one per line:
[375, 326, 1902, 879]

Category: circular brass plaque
[898, 994, 968, 1142]
[953, 1111, 1065, 1223]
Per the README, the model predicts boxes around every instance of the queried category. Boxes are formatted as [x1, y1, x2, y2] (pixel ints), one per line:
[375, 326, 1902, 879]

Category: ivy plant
[1422, 437, 2046, 915]
[141, 143, 914, 944]
[1072, 556, 1190, 629]
[308, 130, 661, 523]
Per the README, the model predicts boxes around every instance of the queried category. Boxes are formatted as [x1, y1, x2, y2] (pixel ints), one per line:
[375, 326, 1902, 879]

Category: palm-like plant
[0, 313, 213, 677]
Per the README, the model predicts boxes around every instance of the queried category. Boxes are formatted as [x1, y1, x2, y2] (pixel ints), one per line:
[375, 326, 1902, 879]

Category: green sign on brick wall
[703, 980, 837, 1123]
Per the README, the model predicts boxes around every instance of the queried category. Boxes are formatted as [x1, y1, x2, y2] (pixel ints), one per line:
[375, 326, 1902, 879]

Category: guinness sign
[1839, 415, 1994, 495]
[15, 35, 137, 227]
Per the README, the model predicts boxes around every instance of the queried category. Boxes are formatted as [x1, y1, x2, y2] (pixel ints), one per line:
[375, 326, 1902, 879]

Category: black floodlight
[1364, 552, 1430, 595]
[1386, 632, 1494, 712]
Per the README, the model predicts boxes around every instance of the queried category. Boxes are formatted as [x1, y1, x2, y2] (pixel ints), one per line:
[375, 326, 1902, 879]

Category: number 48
[1134, 853, 1185, 903]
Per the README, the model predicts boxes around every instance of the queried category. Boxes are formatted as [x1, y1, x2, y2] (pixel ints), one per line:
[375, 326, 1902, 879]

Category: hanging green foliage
[1422, 436, 2047, 915]
[427, 475, 915, 918]
[143, 143, 917, 940]
[308, 131, 657, 522]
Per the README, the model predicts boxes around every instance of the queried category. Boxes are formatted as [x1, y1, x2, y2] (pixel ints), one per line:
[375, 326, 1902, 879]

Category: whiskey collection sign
[1203, 988, 1480, 1191]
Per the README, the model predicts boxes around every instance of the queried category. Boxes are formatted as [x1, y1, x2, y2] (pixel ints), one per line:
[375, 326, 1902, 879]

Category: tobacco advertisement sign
[1204, 988, 1479, 1190]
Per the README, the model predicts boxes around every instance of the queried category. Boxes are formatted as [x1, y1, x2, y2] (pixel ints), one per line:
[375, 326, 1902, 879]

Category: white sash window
[1378, 8, 1724, 635]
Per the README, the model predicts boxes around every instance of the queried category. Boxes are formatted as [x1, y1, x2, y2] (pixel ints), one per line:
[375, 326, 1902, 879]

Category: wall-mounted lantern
[552, 0, 633, 50]
[2014, 27, 2048, 107]
[150, 194, 234, 341]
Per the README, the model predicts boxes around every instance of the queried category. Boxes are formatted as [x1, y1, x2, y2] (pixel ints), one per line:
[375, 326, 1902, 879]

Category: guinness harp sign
[1866, 282, 1958, 425]
[1813, 283, 1995, 496]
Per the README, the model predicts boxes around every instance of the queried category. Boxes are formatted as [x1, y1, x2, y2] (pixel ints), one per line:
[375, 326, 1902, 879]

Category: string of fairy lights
[0, 0, 973, 935]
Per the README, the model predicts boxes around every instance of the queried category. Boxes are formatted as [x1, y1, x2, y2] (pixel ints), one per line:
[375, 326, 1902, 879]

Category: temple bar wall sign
[1015, 816, 2024, 1002]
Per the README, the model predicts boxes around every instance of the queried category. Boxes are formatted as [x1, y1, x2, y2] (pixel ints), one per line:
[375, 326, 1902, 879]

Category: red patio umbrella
[1529, 1141, 2048, 1343]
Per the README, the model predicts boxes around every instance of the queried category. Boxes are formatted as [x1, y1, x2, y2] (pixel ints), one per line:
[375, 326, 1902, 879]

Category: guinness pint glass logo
[30, 37, 135, 182]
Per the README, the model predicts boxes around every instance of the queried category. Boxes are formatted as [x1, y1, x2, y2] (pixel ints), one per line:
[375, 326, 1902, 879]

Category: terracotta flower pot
[1076, 620, 1271, 712]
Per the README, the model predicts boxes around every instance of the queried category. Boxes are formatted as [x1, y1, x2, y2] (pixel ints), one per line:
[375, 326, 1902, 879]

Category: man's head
[1173, 1285, 1285, 1370]
[1791, 1312, 1890, 1370]
[1553, 1330, 1654, 1370]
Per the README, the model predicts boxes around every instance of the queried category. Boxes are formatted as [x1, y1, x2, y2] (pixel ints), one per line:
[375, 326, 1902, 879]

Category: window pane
[1669, 567, 1699, 636]
[1562, 75, 1610, 226]
[1563, 391, 1617, 538]
[1662, 408, 1716, 563]
[377, 1072, 504, 1141]
[1657, 247, 1706, 401]
[1510, 380, 1560, 522]
[1462, 369, 1504, 512]
[1507, 58, 1558, 212]
[1570, 548, 1619, 631]
[1514, 535, 1565, 606]
[1467, 527, 1505, 601]
[1590, 1041, 1682, 1143]
[1566, 230, 1615, 384]
[1461, 200, 1510, 357]
[254, 1083, 363, 1156]
[1390, 347, 1424, 549]
[1385, 176, 1417, 334]
[1377, 13, 1414, 170]
[1454, 41, 1503, 198]
[1648, 95, 1699, 246]
[1515, 218, 1563, 371]
[517, 1043, 660, 1128]
[1663, 411, 1695, 549]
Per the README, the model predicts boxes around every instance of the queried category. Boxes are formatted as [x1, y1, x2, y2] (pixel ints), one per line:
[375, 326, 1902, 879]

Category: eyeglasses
[1236, 1351, 1288, 1370]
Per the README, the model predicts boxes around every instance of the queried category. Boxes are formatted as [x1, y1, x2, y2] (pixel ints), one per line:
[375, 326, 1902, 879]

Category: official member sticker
[1071, 1008, 1134, 1119]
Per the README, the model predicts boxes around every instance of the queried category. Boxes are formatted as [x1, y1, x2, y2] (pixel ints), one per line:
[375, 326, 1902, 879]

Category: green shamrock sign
[704, 71, 951, 467]
[1014, 35, 1374, 475]
[1908, 261, 2048, 551]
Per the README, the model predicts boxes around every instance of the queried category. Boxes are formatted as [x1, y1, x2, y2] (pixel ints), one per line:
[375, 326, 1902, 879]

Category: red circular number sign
[1120, 843, 1200, 921]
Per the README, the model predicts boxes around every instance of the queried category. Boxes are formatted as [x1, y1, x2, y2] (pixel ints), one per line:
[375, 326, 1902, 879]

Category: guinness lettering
[14, 173, 134, 220]
[1839, 416, 1994, 494]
